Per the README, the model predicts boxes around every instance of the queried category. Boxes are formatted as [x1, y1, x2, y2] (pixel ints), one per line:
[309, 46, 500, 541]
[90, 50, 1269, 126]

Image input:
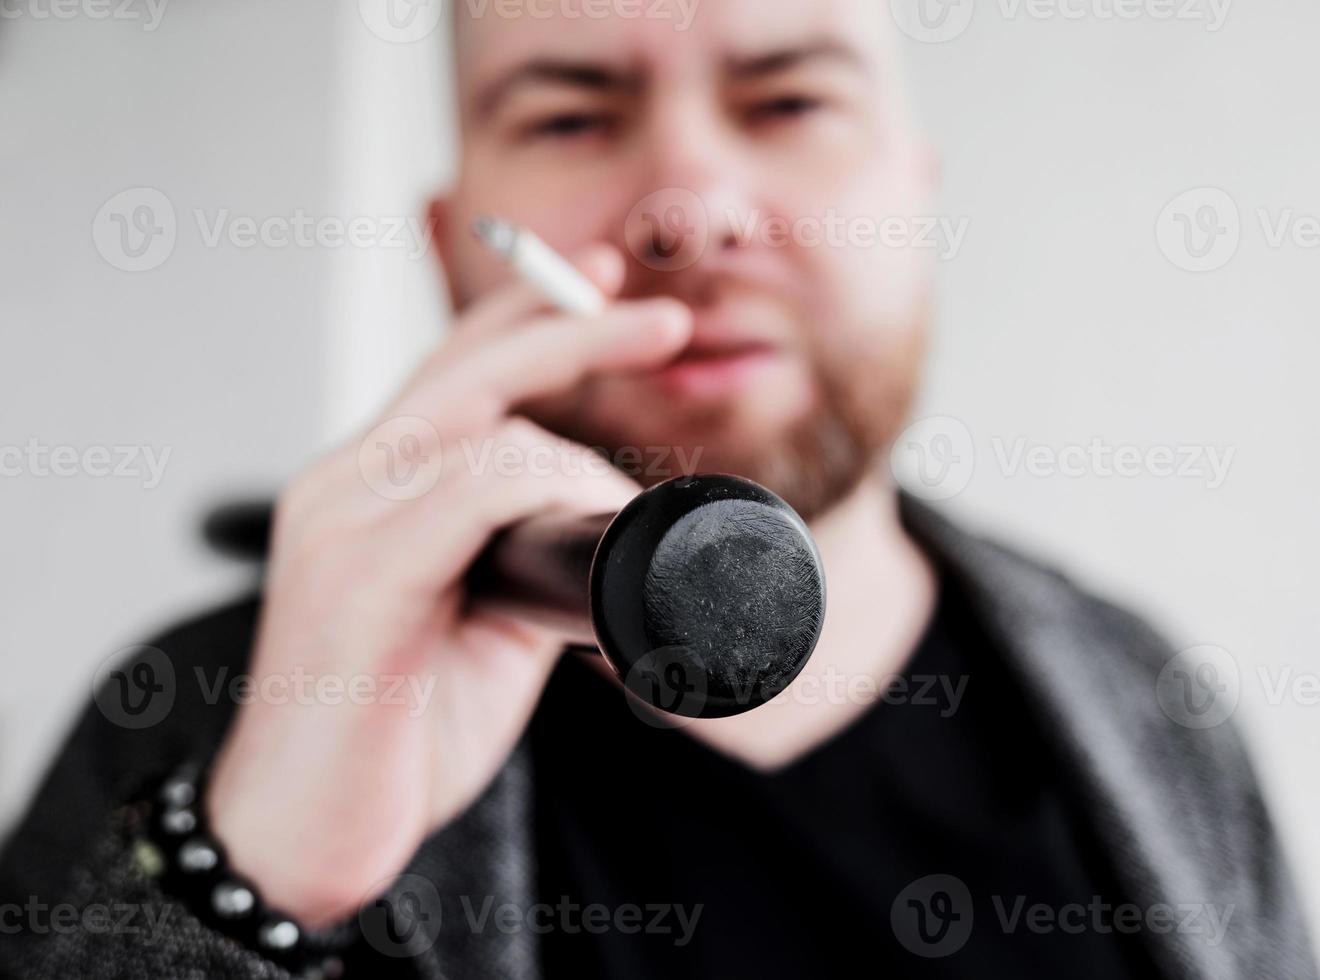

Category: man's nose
[622, 118, 754, 275]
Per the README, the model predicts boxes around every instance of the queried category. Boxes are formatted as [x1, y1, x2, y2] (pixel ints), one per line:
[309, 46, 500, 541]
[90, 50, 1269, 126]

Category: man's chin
[592, 415, 877, 523]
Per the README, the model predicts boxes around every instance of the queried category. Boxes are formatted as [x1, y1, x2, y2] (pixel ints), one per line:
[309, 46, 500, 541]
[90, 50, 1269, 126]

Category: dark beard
[634, 334, 919, 521]
[527, 318, 926, 523]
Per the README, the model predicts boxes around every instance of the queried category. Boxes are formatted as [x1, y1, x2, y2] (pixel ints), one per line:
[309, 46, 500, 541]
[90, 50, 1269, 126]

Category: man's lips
[645, 338, 783, 398]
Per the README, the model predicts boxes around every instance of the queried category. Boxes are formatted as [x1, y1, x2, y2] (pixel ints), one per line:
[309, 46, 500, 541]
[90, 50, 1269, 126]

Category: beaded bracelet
[140, 760, 356, 979]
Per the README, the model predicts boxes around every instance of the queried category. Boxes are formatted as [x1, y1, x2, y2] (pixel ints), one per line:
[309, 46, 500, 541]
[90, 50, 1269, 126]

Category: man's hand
[206, 246, 692, 927]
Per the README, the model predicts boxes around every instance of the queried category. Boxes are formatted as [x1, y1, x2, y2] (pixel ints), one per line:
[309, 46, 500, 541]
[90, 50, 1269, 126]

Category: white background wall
[3, 0, 1317, 938]
[0, 0, 448, 831]
[895, 0, 1320, 934]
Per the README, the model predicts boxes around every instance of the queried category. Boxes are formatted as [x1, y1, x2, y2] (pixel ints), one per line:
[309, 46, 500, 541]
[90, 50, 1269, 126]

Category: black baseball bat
[467, 474, 826, 718]
[203, 475, 826, 719]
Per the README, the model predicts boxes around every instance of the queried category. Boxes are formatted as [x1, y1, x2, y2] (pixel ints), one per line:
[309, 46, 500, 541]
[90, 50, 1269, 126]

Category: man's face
[438, 0, 936, 519]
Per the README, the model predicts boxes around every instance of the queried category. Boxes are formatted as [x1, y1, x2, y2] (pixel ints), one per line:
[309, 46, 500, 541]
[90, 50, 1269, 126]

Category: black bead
[258, 917, 301, 952]
[159, 776, 197, 809]
[177, 837, 220, 874]
[159, 807, 197, 836]
[212, 879, 257, 920]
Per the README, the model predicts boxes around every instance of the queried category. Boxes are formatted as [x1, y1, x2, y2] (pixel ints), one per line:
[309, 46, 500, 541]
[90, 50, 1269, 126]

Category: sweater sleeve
[0, 593, 541, 980]
[0, 596, 306, 979]
[2, 805, 295, 980]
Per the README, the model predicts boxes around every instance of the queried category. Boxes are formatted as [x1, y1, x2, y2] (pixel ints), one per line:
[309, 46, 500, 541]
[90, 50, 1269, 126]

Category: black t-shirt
[529, 575, 1156, 978]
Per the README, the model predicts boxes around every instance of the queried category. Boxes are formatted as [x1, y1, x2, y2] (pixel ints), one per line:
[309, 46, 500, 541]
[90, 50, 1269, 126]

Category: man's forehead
[453, 0, 886, 94]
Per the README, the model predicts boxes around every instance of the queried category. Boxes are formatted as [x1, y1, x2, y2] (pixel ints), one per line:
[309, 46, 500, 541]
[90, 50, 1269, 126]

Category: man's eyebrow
[725, 39, 868, 80]
[473, 60, 640, 119]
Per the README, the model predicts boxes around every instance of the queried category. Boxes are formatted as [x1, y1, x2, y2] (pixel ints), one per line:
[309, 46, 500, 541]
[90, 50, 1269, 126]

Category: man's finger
[388, 298, 692, 427]
[447, 244, 625, 345]
[365, 417, 641, 591]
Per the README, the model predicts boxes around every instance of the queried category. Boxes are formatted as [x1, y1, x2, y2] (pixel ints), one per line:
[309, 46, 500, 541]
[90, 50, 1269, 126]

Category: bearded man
[1, 1, 1310, 978]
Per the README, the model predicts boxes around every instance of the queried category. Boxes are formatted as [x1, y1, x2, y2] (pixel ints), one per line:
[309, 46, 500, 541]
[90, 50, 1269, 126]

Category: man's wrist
[140, 760, 358, 975]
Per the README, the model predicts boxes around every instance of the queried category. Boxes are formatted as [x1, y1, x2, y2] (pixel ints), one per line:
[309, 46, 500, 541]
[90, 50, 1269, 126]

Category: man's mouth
[646, 339, 782, 399]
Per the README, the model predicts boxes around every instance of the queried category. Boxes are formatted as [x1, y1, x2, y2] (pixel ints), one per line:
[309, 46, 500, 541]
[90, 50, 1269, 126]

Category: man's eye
[525, 113, 614, 140]
[745, 95, 823, 126]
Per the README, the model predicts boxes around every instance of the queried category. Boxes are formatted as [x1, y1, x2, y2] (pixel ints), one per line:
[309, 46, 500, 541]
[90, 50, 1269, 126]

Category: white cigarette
[471, 215, 607, 317]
